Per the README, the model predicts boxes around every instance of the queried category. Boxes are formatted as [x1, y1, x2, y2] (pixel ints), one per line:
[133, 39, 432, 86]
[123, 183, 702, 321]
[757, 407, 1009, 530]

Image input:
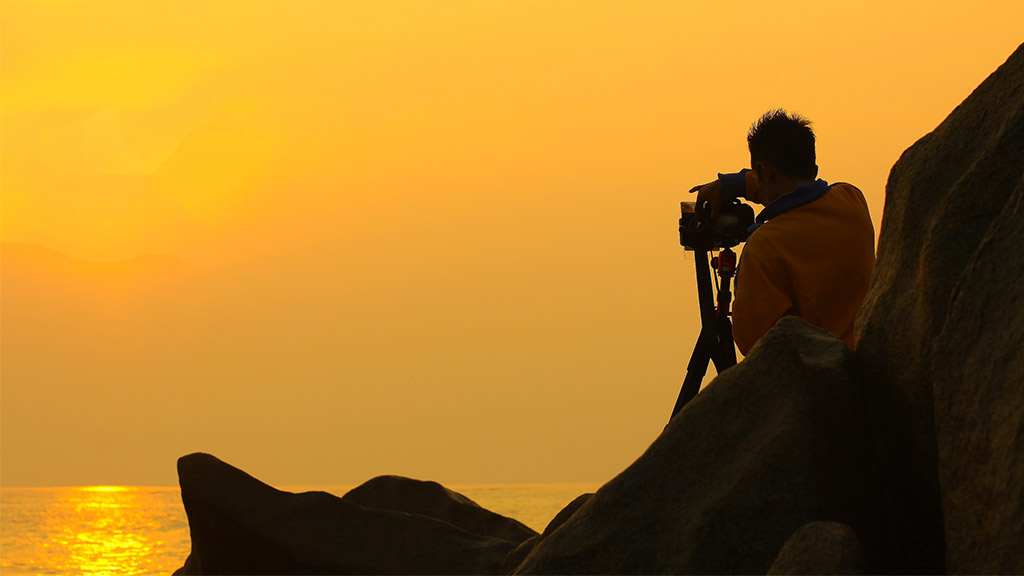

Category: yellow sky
[2, 0, 1021, 486]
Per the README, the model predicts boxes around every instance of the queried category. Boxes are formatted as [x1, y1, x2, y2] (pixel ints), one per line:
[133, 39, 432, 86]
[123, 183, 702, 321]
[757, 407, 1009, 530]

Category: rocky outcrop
[513, 317, 883, 574]
[499, 492, 594, 573]
[856, 42, 1024, 574]
[341, 475, 536, 544]
[174, 453, 517, 575]
[766, 522, 866, 575]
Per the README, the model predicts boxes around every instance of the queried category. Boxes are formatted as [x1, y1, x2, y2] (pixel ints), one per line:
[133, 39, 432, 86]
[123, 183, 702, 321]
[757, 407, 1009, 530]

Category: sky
[2, 0, 1022, 487]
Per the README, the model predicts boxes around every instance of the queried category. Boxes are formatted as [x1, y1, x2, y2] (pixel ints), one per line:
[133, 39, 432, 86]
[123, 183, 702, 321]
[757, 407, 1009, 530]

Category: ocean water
[0, 483, 599, 575]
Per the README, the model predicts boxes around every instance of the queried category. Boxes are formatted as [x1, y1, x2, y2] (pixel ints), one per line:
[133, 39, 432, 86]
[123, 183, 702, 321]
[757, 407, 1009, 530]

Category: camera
[679, 199, 755, 251]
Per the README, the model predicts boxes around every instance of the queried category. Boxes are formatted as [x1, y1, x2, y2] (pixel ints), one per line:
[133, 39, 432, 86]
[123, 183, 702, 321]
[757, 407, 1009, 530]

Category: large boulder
[499, 492, 595, 573]
[856, 42, 1024, 574]
[341, 475, 536, 544]
[513, 317, 885, 574]
[174, 453, 517, 575]
[766, 521, 866, 575]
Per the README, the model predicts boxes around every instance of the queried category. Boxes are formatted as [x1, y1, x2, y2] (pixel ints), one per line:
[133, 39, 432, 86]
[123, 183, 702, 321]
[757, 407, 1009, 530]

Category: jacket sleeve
[719, 169, 767, 205]
[732, 245, 794, 355]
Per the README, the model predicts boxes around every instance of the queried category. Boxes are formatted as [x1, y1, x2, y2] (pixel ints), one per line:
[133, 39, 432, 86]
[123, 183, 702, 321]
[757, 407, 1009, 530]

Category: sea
[0, 483, 600, 575]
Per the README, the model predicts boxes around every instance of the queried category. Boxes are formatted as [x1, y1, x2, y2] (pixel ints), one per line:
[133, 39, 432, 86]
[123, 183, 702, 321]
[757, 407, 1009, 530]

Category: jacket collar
[747, 179, 831, 236]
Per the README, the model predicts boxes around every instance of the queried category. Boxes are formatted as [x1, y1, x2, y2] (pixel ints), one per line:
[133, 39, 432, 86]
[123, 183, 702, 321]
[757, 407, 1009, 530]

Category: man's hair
[747, 109, 817, 179]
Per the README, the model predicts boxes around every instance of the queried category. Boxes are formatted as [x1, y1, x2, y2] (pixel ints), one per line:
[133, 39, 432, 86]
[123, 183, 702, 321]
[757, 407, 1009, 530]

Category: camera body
[679, 199, 755, 251]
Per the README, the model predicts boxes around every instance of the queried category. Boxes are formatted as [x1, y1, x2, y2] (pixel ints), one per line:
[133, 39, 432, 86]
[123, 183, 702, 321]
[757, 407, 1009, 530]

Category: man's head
[747, 109, 818, 201]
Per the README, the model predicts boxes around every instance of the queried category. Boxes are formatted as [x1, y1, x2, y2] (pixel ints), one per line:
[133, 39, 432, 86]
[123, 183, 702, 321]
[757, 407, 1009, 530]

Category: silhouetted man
[691, 110, 875, 355]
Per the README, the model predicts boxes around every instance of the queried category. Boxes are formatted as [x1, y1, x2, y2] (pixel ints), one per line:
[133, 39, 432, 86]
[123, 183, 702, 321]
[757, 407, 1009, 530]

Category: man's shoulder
[824, 182, 873, 225]
[828, 182, 870, 208]
[831, 182, 862, 191]
[747, 182, 872, 248]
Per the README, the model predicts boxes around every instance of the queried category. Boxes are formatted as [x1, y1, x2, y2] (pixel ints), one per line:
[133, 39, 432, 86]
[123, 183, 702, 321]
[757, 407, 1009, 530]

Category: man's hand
[689, 179, 724, 223]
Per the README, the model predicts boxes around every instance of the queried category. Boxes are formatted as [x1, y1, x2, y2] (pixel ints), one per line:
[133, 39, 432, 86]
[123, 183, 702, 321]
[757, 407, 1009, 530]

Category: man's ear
[812, 164, 819, 179]
[755, 161, 778, 184]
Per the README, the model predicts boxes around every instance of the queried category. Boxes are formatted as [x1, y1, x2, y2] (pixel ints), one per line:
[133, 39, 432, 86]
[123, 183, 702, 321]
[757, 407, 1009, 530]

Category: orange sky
[2, 0, 1022, 487]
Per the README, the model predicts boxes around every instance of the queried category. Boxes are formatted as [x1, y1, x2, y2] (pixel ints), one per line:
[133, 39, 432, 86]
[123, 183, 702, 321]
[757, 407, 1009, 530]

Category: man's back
[732, 182, 875, 354]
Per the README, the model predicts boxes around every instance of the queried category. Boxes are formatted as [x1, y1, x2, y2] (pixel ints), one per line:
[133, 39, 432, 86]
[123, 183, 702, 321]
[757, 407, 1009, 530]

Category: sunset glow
[2, 0, 1022, 487]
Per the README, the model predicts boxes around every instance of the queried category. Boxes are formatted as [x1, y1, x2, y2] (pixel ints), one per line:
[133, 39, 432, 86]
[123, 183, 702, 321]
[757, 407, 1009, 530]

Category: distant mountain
[1, 242, 198, 320]
[1, 243, 190, 280]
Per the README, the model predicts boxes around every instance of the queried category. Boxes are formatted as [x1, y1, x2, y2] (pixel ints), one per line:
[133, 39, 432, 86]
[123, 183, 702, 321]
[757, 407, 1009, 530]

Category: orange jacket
[721, 170, 875, 355]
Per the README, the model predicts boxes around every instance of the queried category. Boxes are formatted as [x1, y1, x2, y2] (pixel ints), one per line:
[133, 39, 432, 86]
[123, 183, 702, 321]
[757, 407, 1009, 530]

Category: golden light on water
[44, 488, 152, 576]
[1, 486, 190, 576]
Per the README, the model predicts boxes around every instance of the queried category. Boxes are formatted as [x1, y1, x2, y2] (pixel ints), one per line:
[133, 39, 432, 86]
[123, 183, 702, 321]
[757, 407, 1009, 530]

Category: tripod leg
[671, 328, 713, 419]
[671, 247, 720, 421]
[711, 315, 738, 372]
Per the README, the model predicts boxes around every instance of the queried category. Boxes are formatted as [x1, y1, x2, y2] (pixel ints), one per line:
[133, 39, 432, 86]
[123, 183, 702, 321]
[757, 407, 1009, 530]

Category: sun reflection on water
[66, 487, 150, 576]
[1, 486, 191, 576]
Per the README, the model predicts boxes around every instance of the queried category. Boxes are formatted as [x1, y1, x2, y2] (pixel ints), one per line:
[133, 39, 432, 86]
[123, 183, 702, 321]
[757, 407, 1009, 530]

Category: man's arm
[719, 169, 767, 205]
[732, 245, 794, 355]
[689, 169, 766, 222]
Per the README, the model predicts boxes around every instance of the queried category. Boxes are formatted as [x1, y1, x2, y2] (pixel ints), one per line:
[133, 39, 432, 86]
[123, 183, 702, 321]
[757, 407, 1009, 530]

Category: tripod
[669, 246, 738, 420]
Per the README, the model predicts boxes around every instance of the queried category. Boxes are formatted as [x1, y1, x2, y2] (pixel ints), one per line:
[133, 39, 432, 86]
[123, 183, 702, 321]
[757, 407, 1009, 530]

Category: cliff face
[856, 41, 1024, 574]
[174, 43, 1024, 575]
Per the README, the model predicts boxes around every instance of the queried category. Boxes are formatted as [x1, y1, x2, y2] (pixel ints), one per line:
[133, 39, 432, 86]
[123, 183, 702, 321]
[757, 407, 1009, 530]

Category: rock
[499, 493, 594, 574]
[342, 475, 536, 544]
[501, 535, 540, 575]
[766, 521, 866, 575]
[540, 492, 594, 536]
[513, 317, 884, 574]
[174, 453, 517, 575]
[856, 42, 1024, 574]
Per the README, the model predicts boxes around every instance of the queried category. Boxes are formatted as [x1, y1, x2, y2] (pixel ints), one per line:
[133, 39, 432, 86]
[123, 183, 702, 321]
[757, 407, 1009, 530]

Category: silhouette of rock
[766, 522, 866, 575]
[174, 453, 517, 575]
[341, 475, 536, 544]
[499, 492, 594, 573]
[856, 42, 1024, 574]
[501, 535, 540, 574]
[542, 492, 594, 535]
[513, 317, 883, 574]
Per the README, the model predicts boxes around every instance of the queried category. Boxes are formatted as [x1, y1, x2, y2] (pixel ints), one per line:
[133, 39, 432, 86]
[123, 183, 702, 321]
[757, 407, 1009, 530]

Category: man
[691, 109, 875, 355]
